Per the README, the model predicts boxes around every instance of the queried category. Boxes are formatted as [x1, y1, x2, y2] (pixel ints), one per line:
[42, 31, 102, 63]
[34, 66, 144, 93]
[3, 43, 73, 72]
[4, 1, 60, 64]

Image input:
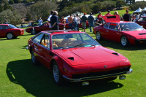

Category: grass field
[95, 10, 134, 17]
[0, 28, 146, 97]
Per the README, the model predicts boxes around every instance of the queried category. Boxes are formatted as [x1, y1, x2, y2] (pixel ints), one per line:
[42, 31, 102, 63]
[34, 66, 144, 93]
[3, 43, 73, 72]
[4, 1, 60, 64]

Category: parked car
[27, 30, 132, 85]
[25, 22, 65, 35]
[136, 16, 146, 29]
[93, 15, 146, 46]
[0, 24, 24, 39]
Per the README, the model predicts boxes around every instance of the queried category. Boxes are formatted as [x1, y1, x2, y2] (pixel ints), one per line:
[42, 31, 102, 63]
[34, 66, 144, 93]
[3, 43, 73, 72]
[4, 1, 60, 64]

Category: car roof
[41, 30, 85, 35]
[0, 24, 9, 26]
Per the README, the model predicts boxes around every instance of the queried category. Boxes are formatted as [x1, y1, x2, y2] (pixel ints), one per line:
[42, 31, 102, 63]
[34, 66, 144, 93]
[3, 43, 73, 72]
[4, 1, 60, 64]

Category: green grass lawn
[0, 28, 146, 97]
[95, 10, 134, 17]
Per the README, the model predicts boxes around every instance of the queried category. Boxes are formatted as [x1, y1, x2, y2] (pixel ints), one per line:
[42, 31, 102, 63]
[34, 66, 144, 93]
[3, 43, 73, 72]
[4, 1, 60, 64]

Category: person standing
[48, 10, 54, 28]
[88, 13, 94, 32]
[123, 10, 131, 21]
[81, 13, 87, 32]
[50, 11, 59, 30]
[76, 14, 80, 31]
[68, 14, 73, 30]
[105, 10, 111, 16]
[38, 17, 43, 26]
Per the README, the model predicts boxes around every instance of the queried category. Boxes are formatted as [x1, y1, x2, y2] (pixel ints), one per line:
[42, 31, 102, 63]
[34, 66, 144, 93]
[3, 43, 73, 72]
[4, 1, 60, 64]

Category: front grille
[72, 67, 130, 79]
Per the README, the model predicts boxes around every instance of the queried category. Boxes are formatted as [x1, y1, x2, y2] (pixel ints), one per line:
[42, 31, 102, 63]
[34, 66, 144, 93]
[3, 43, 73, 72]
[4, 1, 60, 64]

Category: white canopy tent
[134, 7, 142, 13]
[143, 7, 146, 11]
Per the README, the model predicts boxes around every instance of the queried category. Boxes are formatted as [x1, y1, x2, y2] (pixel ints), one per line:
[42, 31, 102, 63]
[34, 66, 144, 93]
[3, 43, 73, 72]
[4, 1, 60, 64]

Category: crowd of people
[37, 10, 146, 32]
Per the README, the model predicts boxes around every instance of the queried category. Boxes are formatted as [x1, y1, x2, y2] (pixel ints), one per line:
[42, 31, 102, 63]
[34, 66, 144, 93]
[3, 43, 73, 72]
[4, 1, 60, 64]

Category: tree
[0, 9, 22, 25]
[25, 12, 32, 21]
[9, 0, 14, 4]
[29, 1, 58, 21]
[13, 0, 22, 3]
[0, 5, 4, 12]
[116, 0, 126, 8]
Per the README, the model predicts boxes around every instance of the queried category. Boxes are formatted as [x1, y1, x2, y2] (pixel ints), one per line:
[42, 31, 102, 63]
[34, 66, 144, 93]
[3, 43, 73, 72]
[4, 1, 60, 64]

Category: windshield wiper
[74, 42, 87, 47]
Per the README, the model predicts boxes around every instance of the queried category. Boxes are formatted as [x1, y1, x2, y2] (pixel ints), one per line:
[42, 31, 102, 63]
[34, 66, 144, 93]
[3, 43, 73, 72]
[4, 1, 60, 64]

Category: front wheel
[6, 32, 14, 39]
[121, 36, 129, 47]
[96, 31, 101, 41]
[52, 62, 64, 86]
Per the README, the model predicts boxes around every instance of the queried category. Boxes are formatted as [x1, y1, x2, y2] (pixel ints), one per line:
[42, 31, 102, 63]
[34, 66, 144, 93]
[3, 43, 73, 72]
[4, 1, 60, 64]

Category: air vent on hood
[68, 57, 74, 61]
[139, 33, 146, 35]
[112, 52, 119, 56]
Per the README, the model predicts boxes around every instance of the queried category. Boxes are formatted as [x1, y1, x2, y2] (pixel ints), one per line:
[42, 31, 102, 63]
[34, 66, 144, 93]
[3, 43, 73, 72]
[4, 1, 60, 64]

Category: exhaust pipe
[119, 75, 126, 80]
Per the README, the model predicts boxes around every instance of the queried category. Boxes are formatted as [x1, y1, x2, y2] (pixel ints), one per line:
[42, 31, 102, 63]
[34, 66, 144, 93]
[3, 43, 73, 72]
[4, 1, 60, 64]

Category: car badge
[104, 65, 107, 69]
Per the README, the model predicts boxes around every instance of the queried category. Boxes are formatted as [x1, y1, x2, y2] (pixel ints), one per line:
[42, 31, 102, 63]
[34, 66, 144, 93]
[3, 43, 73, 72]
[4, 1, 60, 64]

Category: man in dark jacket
[50, 11, 59, 30]
[88, 13, 94, 32]
[81, 13, 87, 32]
[123, 10, 131, 21]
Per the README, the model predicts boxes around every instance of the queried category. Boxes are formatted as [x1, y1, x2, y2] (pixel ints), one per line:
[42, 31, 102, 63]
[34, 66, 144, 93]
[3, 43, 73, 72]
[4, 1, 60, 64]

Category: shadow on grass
[6, 59, 123, 97]
[97, 39, 146, 51]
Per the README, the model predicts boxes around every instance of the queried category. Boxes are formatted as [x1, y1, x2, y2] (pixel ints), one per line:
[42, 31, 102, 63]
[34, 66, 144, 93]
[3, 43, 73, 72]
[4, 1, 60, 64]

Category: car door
[0, 25, 8, 38]
[108, 23, 120, 41]
[32, 33, 45, 62]
[37, 23, 50, 31]
[101, 23, 111, 40]
[39, 34, 52, 68]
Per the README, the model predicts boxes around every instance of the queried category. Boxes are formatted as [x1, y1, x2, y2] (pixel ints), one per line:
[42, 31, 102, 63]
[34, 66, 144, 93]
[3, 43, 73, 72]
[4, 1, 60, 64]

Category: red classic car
[0, 24, 24, 39]
[25, 22, 65, 35]
[136, 16, 146, 29]
[27, 30, 132, 85]
[93, 15, 146, 46]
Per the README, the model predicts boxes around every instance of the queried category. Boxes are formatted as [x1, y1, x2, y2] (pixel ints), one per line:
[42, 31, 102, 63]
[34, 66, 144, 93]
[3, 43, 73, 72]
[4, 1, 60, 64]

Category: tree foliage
[0, 9, 22, 25]
[29, 1, 58, 21]
[130, 1, 146, 10]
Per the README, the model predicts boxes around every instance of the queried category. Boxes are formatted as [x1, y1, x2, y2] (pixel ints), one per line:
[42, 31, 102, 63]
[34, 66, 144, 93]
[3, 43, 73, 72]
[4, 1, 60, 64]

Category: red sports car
[25, 22, 65, 35]
[27, 30, 132, 85]
[93, 15, 146, 46]
[136, 16, 146, 29]
[0, 24, 24, 39]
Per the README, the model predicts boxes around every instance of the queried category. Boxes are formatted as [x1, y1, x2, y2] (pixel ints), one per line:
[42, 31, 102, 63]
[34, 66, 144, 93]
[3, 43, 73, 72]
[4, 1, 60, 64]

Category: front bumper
[135, 39, 146, 44]
[63, 68, 132, 82]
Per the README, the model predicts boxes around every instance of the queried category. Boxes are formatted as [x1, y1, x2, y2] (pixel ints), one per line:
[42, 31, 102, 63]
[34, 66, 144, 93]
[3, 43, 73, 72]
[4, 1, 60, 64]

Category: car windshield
[52, 33, 100, 49]
[119, 23, 144, 31]
[9, 24, 17, 28]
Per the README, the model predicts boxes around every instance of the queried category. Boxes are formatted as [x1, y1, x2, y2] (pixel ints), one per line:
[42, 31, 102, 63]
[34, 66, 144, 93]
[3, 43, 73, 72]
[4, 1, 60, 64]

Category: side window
[33, 33, 44, 43]
[0, 25, 7, 29]
[103, 23, 109, 29]
[0, 25, 2, 29]
[40, 34, 50, 49]
[109, 23, 118, 30]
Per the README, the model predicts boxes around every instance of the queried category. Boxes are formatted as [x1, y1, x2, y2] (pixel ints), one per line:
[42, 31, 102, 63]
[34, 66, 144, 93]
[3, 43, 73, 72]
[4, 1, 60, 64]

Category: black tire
[6, 32, 14, 39]
[31, 50, 39, 66]
[96, 31, 101, 41]
[31, 28, 36, 35]
[52, 62, 64, 86]
[121, 36, 129, 47]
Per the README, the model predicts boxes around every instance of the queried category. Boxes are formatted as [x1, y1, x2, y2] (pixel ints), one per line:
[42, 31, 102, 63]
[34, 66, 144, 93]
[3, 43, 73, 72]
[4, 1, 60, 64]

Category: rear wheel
[96, 31, 101, 41]
[6, 32, 14, 39]
[121, 36, 129, 46]
[52, 62, 64, 86]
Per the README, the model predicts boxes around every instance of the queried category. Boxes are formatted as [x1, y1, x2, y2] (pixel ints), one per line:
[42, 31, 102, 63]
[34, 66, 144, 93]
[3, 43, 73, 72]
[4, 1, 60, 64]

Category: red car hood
[53, 46, 128, 66]
[122, 30, 146, 39]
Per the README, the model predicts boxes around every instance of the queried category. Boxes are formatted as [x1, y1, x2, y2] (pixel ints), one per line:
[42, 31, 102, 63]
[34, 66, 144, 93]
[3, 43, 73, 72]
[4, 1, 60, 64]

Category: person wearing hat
[81, 13, 87, 32]
[88, 13, 94, 32]
[105, 10, 111, 16]
[123, 10, 131, 21]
